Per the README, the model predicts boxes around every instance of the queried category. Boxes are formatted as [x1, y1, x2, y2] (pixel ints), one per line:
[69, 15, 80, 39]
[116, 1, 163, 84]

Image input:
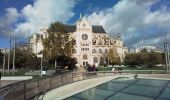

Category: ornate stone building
[28, 17, 128, 67]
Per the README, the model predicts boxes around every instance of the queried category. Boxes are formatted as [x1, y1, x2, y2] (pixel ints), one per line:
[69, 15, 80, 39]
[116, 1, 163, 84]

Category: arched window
[105, 49, 108, 54]
[74, 57, 77, 62]
[93, 57, 98, 63]
[72, 49, 76, 54]
[92, 49, 97, 54]
[92, 38, 97, 45]
[98, 39, 102, 45]
[83, 54, 88, 60]
[72, 39, 76, 45]
[100, 57, 104, 64]
[99, 49, 102, 54]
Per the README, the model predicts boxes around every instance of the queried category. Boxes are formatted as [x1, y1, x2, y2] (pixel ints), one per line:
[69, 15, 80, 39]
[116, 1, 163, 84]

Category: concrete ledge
[43, 76, 119, 100]
[1, 76, 32, 80]
[137, 74, 170, 80]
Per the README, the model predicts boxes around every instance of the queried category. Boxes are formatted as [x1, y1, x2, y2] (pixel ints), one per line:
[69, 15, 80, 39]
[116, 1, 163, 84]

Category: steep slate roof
[92, 25, 106, 33]
[63, 25, 106, 33]
[64, 25, 76, 33]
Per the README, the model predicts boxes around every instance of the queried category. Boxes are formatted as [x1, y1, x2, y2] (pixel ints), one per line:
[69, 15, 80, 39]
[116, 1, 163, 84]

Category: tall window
[41, 34, 43, 40]
[100, 57, 104, 64]
[105, 49, 108, 54]
[93, 57, 98, 63]
[72, 49, 76, 54]
[99, 49, 102, 54]
[74, 57, 77, 62]
[72, 39, 76, 45]
[98, 39, 102, 45]
[92, 38, 97, 45]
[92, 49, 97, 54]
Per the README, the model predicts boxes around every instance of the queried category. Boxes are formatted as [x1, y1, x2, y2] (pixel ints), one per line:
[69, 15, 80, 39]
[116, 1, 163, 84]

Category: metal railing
[0, 70, 170, 100]
[0, 72, 110, 100]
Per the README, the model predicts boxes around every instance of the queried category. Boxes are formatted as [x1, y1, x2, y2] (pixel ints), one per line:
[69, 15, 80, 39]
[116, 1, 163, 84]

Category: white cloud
[86, 0, 170, 48]
[144, 8, 170, 29]
[5, 8, 20, 24]
[0, 7, 20, 37]
[1, 0, 170, 48]
[14, 0, 78, 36]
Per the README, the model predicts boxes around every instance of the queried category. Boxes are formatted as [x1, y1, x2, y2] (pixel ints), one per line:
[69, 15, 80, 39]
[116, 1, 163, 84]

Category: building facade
[28, 17, 128, 67]
[130, 46, 163, 53]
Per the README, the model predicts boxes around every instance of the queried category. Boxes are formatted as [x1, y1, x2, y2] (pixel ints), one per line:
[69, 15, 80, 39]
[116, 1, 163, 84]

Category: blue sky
[0, 0, 170, 48]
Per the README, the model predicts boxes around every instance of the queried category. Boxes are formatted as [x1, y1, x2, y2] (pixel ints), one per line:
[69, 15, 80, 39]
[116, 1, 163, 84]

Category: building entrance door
[83, 61, 88, 66]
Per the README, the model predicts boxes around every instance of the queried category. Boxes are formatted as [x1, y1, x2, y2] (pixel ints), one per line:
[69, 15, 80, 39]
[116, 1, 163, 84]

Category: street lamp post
[41, 56, 43, 77]
[107, 43, 110, 66]
[7, 33, 11, 75]
[3, 49, 6, 75]
[164, 43, 168, 70]
[12, 40, 16, 75]
[167, 45, 170, 70]
[37, 54, 43, 77]
[163, 36, 170, 71]
[107, 49, 109, 66]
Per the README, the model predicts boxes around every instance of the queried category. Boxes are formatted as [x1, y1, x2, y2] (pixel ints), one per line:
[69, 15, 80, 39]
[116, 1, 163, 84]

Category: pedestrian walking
[111, 68, 116, 75]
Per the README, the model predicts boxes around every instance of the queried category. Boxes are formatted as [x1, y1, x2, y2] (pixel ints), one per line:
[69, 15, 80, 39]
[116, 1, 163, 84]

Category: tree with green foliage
[140, 50, 149, 67]
[108, 48, 121, 65]
[42, 22, 76, 70]
[43, 22, 72, 59]
[0, 50, 3, 67]
[14, 48, 40, 69]
[52, 55, 77, 70]
[124, 53, 139, 66]
[147, 52, 164, 67]
[124, 50, 165, 68]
